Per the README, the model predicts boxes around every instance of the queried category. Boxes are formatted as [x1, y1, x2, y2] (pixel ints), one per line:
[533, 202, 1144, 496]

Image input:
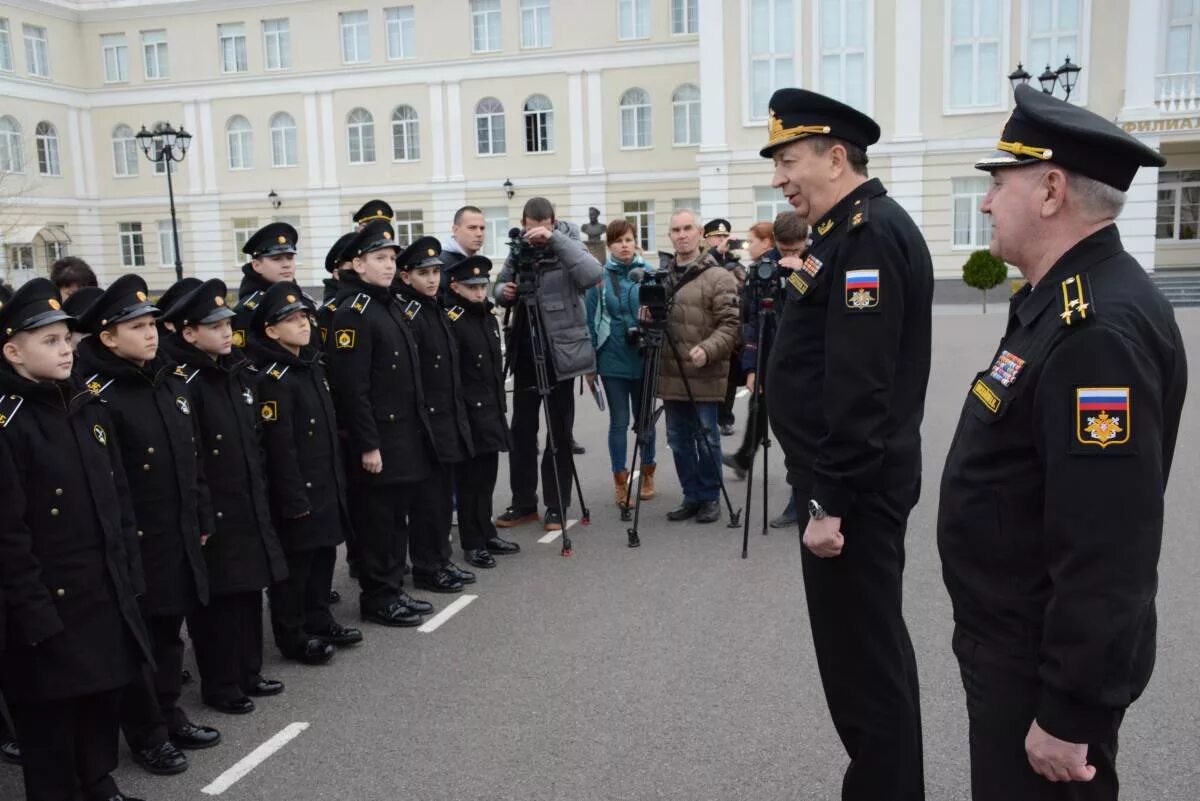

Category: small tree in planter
[962, 249, 1008, 313]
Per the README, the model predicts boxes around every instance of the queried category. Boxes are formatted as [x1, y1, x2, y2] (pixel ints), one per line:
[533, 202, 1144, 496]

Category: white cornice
[2, 0, 318, 23]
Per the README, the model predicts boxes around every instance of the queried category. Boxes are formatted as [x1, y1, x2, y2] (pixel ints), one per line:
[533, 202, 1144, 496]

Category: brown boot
[639, 464, 657, 500]
[614, 470, 630, 508]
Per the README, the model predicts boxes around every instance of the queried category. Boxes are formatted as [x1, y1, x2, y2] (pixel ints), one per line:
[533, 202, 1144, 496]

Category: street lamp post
[1009, 58, 1083, 100]
[136, 123, 192, 283]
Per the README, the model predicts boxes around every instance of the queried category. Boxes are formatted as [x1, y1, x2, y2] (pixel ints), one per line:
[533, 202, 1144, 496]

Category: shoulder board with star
[1058, 273, 1095, 328]
[0, 393, 24, 428]
[84, 373, 116, 397]
[236, 290, 262, 311]
[404, 299, 422, 321]
[446, 305, 465, 322]
[848, 197, 870, 231]
[350, 293, 372, 315]
[323, 297, 338, 312]
[265, 362, 290, 381]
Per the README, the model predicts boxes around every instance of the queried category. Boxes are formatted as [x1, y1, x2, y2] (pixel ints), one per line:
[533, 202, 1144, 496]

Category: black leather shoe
[413, 568, 464, 593]
[696, 500, 721, 523]
[770, 507, 799, 529]
[485, 536, 521, 555]
[722, 453, 747, 479]
[1, 739, 21, 765]
[169, 722, 221, 750]
[444, 561, 477, 584]
[132, 741, 188, 775]
[246, 677, 284, 697]
[310, 622, 364, 646]
[543, 509, 564, 531]
[361, 601, 422, 627]
[283, 639, 335, 665]
[666, 501, 702, 521]
[397, 591, 433, 615]
[495, 507, 539, 528]
[464, 548, 497, 568]
[328, 589, 341, 604]
[204, 696, 255, 715]
[571, 439, 586, 455]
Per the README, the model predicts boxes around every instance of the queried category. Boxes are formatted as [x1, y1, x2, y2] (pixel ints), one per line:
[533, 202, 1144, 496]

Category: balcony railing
[1157, 72, 1200, 113]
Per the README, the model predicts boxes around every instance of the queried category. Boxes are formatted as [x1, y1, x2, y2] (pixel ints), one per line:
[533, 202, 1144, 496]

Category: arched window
[0, 116, 24, 173]
[35, 121, 59, 176]
[474, 97, 506, 156]
[619, 88, 651, 149]
[269, 112, 297, 168]
[347, 107, 375, 164]
[671, 84, 700, 146]
[112, 123, 138, 177]
[523, 94, 553, 153]
[226, 115, 253, 170]
[391, 105, 420, 161]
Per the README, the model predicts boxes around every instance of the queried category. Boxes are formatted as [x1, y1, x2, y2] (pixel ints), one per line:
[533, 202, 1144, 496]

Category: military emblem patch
[260, 401, 278, 423]
[87, 379, 103, 395]
[1076, 387, 1130, 449]
[93, 424, 107, 446]
[232, 330, 246, 349]
[786, 271, 812, 299]
[989, 350, 1026, 387]
[845, 269, 880, 310]
[446, 306, 464, 322]
[335, 329, 356, 350]
[242, 387, 254, 406]
[176, 396, 191, 415]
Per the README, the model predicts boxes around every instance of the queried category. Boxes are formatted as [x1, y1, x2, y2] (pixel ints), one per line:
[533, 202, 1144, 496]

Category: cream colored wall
[602, 63, 701, 171]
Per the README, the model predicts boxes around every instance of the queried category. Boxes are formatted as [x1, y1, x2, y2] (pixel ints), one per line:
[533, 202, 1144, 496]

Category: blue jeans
[664, 401, 722, 504]
[601, 376, 656, 474]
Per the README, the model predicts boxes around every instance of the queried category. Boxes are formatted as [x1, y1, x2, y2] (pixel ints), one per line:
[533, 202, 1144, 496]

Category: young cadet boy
[327, 220, 438, 626]
[75, 275, 221, 776]
[160, 279, 288, 715]
[444, 255, 521, 566]
[0, 277, 153, 801]
[230, 222, 300, 351]
[395, 237, 477, 586]
[247, 281, 362, 664]
[317, 231, 358, 347]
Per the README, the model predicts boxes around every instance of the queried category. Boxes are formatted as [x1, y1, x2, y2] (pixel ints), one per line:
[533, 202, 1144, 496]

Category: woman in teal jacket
[585, 220, 657, 507]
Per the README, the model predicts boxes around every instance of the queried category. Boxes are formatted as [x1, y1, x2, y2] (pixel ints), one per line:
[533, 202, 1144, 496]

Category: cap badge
[136, 291, 147, 302]
[277, 235, 287, 245]
[286, 294, 297, 303]
[215, 296, 225, 306]
[472, 267, 481, 276]
[48, 299, 61, 311]
[718, 224, 728, 233]
[383, 231, 392, 240]
[376, 208, 384, 217]
[427, 248, 435, 257]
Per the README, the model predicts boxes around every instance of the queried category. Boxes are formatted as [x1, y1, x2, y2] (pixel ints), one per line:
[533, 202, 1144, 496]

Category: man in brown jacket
[658, 209, 740, 523]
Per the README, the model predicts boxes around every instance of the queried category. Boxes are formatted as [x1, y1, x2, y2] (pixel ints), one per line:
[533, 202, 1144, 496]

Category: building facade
[0, 0, 1187, 290]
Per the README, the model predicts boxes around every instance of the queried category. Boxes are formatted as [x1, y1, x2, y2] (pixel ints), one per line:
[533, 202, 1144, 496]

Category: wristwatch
[807, 499, 827, 520]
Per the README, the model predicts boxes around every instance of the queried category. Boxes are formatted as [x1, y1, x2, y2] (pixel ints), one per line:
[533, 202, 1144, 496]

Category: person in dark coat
[248, 281, 362, 664]
[0, 277, 153, 801]
[75, 275, 222, 776]
[444, 255, 521, 567]
[230, 222, 300, 351]
[395, 236, 476, 588]
[154, 277, 202, 338]
[326, 220, 438, 627]
[317, 231, 358, 348]
[160, 279, 288, 715]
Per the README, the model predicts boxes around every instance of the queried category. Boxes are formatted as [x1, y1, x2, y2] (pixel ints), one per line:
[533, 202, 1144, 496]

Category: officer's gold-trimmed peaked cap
[760, 88, 881, 158]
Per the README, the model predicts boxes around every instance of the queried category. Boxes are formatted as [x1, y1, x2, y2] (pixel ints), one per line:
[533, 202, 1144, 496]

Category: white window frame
[951, 176, 994, 249]
[1021, 0, 1089, 105]
[618, 0, 651, 40]
[385, 6, 416, 61]
[218, 23, 248, 74]
[142, 30, 168, 80]
[1165, 1, 1200, 75]
[269, 112, 298, 168]
[1155, 170, 1200, 242]
[23, 24, 49, 78]
[673, 197, 701, 212]
[101, 33, 129, 83]
[471, 0, 502, 53]
[672, 0, 699, 34]
[754, 186, 791, 222]
[481, 206, 509, 257]
[262, 18, 292, 71]
[347, 108, 376, 165]
[811, 0, 874, 115]
[35, 121, 59, 177]
[943, 0, 1011, 115]
[523, 94, 554, 154]
[6, 244, 33, 271]
[623, 200, 655, 251]
[391, 105, 420, 162]
[520, 0, 552, 49]
[0, 116, 23, 174]
[475, 97, 506, 156]
[157, 220, 177, 268]
[742, 0, 800, 123]
[672, 84, 701, 146]
[119, 222, 146, 268]
[619, 88, 653, 150]
[393, 210, 424, 247]
[112, 124, 139, 177]
[44, 239, 68, 264]
[341, 11, 370, 64]
[0, 19, 12, 72]
[226, 116, 253, 170]
[231, 217, 258, 265]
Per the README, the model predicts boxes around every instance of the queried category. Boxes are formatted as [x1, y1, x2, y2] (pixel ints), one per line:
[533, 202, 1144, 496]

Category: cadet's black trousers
[953, 628, 1124, 801]
[189, 591, 264, 704]
[457, 452, 499, 552]
[349, 481, 416, 612]
[796, 484, 925, 801]
[269, 546, 336, 654]
[120, 613, 189, 750]
[509, 380, 575, 513]
[409, 464, 454, 574]
[11, 688, 122, 801]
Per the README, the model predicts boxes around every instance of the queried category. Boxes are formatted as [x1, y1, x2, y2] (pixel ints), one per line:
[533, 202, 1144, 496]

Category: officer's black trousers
[409, 464, 454, 574]
[11, 688, 122, 801]
[953, 628, 1123, 801]
[269, 546, 336, 653]
[796, 485, 925, 801]
[349, 481, 415, 612]
[189, 591, 264, 704]
[120, 613, 189, 750]
[457, 452, 499, 552]
[509, 381, 575, 513]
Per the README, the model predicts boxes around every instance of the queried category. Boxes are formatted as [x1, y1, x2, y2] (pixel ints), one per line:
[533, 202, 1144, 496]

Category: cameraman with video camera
[494, 197, 603, 532]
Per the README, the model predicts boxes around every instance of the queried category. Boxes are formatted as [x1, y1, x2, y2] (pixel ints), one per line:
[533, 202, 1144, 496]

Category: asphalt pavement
[2, 307, 1197, 801]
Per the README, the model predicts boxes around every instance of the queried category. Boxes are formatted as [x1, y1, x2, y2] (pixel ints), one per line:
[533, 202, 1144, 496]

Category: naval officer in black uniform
[938, 84, 1187, 800]
[761, 88, 933, 801]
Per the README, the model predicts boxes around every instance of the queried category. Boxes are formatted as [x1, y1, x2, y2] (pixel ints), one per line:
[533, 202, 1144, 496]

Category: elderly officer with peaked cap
[938, 84, 1188, 800]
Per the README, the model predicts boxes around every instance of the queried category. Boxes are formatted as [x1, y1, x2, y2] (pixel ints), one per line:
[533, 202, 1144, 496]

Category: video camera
[506, 227, 557, 298]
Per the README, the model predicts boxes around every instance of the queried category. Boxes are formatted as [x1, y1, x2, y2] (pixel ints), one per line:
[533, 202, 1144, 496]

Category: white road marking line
[735, 387, 750, 399]
[418, 594, 478, 633]
[202, 722, 309, 795]
[537, 518, 579, 544]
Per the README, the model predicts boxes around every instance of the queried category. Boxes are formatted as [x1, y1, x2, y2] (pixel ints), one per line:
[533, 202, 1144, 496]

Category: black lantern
[1007, 62, 1032, 92]
[1056, 57, 1081, 99]
[137, 122, 191, 282]
[269, 189, 281, 210]
[1038, 64, 1059, 94]
[503, 178, 515, 200]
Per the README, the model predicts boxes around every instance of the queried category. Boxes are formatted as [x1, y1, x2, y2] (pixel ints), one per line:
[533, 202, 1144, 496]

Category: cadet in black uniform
[155, 277, 202, 337]
[230, 222, 299, 351]
[160, 280, 288, 715]
[445, 255, 521, 566]
[327, 220, 437, 626]
[0, 278, 153, 801]
[938, 85, 1188, 801]
[248, 281, 362, 664]
[352, 199, 393, 229]
[75, 275, 222, 775]
[317, 231, 358, 346]
[761, 89, 933, 801]
[395, 237, 476, 588]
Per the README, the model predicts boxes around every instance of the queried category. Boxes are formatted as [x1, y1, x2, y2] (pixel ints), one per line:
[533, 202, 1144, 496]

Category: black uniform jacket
[395, 284, 474, 465]
[231, 264, 271, 351]
[765, 178, 933, 516]
[326, 274, 435, 484]
[938, 224, 1188, 744]
[247, 337, 350, 552]
[76, 338, 213, 616]
[316, 278, 357, 352]
[0, 368, 153, 701]
[160, 335, 288, 595]
[445, 295, 510, 456]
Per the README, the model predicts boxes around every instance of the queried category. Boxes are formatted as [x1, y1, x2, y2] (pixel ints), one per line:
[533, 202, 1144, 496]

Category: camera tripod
[737, 289, 779, 559]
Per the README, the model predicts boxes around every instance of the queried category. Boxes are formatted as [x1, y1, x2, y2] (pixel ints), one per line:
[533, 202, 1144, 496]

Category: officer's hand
[200, 534, 210, 547]
[362, 449, 383, 475]
[802, 515, 844, 558]
[638, 306, 651, 322]
[689, 345, 708, 367]
[779, 255, 805, 272]
[745, 372, 756, 393]
[1026, 721, 1095, 783]
[501, 282, 518, 302]
[525, 227, 554, 246]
